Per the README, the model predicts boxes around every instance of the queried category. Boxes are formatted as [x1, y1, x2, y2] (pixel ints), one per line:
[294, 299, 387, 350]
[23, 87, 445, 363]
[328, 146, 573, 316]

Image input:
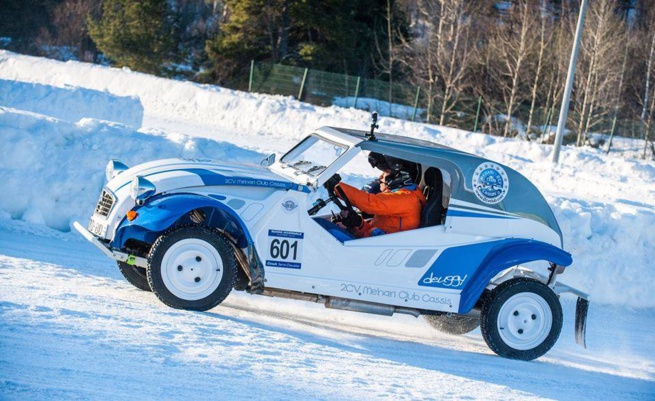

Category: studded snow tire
[147, 226, 237, 311]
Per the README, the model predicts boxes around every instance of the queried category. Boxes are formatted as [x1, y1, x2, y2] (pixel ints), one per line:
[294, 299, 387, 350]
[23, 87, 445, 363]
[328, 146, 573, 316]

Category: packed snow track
[0, 221, 653, 400]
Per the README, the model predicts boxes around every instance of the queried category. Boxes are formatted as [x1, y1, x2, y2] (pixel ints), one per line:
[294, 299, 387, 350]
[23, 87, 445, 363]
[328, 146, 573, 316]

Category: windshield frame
[280, 135, 349, 177]
[269, 129, 362, 188]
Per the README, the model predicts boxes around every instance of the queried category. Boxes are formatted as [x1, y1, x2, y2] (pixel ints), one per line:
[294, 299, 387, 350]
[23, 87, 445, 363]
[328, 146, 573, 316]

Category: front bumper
[73, 221, 148, 268]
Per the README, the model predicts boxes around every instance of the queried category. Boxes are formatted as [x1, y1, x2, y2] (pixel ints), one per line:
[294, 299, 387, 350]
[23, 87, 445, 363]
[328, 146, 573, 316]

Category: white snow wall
[0, 107, 260, 231]
[0, 79, 143, 128]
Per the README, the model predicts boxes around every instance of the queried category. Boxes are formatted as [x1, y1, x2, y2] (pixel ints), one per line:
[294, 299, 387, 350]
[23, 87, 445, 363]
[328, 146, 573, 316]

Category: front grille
[94, 189, 115, 217]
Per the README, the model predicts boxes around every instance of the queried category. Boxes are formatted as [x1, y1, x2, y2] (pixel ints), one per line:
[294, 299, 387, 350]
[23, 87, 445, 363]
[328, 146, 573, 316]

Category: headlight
[130, 176, 156, 205]
[106, 160, 129, 182]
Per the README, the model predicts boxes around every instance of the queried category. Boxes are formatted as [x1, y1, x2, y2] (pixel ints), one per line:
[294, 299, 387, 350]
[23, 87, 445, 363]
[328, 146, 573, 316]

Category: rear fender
[418, 239, 572, 314]
[458, 240, 572, 313]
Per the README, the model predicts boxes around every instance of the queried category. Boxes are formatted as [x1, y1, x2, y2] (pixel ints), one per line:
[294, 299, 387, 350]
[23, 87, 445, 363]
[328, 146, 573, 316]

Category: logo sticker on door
[265, 229, 304, 269]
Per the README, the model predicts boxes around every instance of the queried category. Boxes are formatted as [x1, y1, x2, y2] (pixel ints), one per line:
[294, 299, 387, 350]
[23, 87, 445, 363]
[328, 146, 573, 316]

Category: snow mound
[0, 107, 262, 231]
[0, 78, 143, 128]
[552, 198, 655, 308]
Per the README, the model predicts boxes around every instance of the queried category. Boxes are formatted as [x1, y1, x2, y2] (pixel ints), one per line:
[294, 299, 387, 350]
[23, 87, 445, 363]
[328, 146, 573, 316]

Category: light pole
[552, 0, 589, 163]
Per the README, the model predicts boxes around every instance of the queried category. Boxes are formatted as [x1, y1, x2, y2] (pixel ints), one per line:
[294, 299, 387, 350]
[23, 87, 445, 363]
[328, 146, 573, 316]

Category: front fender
[112, 193, 253, 250]
[417, 239, 572, 314]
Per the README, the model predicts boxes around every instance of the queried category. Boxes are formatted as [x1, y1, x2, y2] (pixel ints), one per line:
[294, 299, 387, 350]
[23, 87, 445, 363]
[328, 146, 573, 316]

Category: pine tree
[88, 0, 174, 74]
[205, 0, 285, 83]
[205, 0, 405, 83]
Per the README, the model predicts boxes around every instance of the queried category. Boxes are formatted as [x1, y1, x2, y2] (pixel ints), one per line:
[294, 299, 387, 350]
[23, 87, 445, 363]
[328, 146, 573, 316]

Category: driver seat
[419, 167, 444, 228]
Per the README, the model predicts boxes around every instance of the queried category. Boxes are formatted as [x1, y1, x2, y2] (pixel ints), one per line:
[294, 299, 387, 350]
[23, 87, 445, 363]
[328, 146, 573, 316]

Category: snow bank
[333, 96, 425, 121]
[0, 78, 143, 128]
[552, 197, 655, 308]
[0, 107, 261, 231]
[0, 51, 654, 309]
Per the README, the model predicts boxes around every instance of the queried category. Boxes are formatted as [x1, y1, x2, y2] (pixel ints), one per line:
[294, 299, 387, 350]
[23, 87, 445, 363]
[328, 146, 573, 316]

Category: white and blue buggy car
[75, 120, 589, 360]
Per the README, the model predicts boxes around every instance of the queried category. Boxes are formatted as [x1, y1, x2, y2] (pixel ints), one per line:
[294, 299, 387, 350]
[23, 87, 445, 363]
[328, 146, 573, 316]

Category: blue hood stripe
[114, 167, 309, 193]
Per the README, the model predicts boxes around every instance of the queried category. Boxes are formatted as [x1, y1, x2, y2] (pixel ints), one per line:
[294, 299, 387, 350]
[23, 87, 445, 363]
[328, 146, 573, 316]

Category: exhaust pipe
[260, 288, 422, 317]
[325, 298, 421, 318]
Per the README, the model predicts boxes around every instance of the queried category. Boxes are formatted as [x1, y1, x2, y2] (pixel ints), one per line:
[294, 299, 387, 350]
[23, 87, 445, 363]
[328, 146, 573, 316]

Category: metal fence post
[298, 68, 309, 100]
[412, 86, 421, 121]
[544, 109, 552, 130]
[354, 76, 361, 108]
[248, 60, 254, 92]
[473, 96, 482, 132]
[606, 115, 618, 154]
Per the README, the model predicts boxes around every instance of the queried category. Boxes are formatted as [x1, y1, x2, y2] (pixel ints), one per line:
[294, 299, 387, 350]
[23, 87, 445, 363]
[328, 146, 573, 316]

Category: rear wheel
[117, 261, 151, 292]
[480, 278, 562, 360]
[147, 226, 236, 311]
[424, 314, 479, 335]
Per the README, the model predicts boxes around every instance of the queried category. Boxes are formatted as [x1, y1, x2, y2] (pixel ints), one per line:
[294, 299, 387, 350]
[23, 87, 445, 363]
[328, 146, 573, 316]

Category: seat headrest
[424, 167, 442, 186]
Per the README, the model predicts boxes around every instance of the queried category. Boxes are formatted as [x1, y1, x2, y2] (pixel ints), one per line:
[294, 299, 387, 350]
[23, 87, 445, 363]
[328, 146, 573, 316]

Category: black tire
[147, 226, 237, 311]
[424, 314, 480, 335]
[480, 278, 563, 360]
[117, 261, 152, 292]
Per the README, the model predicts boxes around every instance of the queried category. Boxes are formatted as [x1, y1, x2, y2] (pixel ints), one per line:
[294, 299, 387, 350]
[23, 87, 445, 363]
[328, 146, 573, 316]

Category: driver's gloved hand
[339, 210, 363, 229]
[323, 173, 341, 193]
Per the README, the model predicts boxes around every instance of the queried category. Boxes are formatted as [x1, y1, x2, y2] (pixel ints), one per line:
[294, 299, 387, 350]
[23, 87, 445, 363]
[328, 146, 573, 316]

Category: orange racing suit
[335, 182, 426, 238]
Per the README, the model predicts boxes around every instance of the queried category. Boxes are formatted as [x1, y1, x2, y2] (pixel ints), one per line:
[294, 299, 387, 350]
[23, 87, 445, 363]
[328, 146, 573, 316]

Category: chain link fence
[238, 61, 654, 158]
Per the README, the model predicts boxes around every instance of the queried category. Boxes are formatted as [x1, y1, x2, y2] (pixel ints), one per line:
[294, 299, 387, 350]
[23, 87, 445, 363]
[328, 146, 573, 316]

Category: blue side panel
[418, 239, 573, 314]
[418, 241, 503, 289]
[112, 193, 253, 249]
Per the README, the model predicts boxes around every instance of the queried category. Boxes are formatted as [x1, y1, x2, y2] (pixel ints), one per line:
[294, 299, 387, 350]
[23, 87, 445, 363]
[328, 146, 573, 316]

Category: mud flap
[248, 243, 265, 294]
[575, 297, 589, 348]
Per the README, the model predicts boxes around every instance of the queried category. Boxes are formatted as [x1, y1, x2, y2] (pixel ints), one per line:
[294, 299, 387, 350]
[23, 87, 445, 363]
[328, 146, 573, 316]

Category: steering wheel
[308, 176, 358, 217]
[326, 184, 347, 211]
[334, 185, 356, 215]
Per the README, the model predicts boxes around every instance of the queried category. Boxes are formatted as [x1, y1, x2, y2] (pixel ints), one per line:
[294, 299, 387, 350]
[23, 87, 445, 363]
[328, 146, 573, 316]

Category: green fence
[248, 62, 423, 120]
[242, 61, 654, 156]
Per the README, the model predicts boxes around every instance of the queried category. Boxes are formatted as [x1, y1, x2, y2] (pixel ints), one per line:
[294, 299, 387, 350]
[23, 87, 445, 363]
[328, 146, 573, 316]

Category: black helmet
[384, 157, 415, 190]
[368, 152, 391, 171]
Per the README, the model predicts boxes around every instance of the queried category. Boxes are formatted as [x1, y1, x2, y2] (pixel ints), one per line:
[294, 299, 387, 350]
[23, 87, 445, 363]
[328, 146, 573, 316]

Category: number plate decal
[88, 216, 107, 237]
[266, 229, 304, 269]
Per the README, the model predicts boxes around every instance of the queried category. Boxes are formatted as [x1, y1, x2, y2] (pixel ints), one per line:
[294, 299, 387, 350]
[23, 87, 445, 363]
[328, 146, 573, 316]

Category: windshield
[280, 135, 348, 177]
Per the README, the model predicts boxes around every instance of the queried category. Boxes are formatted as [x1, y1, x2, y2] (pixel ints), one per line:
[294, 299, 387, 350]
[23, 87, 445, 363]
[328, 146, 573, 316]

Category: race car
[74, 115, 589, 360]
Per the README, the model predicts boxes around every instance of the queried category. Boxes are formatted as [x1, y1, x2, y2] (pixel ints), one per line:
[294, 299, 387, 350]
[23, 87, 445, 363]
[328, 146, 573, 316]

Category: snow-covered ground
[0, 51, 654, 399]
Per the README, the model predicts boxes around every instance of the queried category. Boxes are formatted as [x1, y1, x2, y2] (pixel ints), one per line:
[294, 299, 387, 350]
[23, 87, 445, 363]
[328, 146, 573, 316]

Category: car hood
[106, 158, 307, 196]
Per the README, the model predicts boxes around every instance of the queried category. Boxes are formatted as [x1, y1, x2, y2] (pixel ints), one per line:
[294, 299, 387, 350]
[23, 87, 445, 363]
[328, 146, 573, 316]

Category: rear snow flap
[575, 297, 589, 348]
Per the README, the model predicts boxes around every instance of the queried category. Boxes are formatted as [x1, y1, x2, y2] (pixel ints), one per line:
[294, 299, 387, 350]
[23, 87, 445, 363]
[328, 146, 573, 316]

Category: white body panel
[445, 199, 562, 247]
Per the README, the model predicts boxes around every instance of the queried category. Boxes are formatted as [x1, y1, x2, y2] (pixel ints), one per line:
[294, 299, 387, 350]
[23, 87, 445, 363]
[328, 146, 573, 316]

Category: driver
[324, 153, 426, 238]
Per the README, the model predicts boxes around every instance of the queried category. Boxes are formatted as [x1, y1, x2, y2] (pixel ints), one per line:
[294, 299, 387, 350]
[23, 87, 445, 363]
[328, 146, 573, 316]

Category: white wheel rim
[161, 238, 224, 301]
[497, 292, 553, 351]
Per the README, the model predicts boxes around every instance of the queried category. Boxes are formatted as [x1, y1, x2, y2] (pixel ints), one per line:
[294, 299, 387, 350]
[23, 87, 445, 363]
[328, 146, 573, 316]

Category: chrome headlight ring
[130, 176, 156, 205]
[106, 160, 129, 182]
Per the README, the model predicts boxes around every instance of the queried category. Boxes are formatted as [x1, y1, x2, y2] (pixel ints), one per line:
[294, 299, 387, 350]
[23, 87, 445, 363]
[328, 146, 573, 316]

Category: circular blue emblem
[472, 163, 509, 204]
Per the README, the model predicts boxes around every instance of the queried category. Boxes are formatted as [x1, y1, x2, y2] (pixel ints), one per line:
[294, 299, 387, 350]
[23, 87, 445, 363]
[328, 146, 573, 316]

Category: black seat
[420, 167, 444, 228]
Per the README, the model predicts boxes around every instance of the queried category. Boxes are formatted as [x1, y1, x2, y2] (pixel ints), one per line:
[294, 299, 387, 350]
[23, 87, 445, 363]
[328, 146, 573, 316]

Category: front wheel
[117, 261, 151, 292]
[480, 278, 562, 360]
[147, 226, 237, 311]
